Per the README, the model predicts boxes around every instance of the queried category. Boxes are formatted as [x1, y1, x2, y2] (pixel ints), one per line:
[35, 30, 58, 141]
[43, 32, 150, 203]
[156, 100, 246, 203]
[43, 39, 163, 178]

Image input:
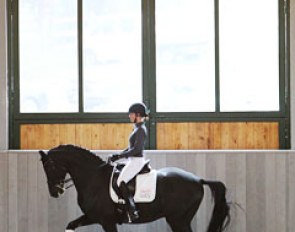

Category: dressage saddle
[111, 160, 151, 199]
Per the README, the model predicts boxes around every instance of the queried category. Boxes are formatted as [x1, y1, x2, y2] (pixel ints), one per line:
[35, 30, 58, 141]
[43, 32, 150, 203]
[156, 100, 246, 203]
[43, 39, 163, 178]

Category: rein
[43, 147, 108, 192]
[63, 177, 74, 189]
[48, 159, 108, 191]
[43, 158, 74, 189]
[62, 162, 108, 190]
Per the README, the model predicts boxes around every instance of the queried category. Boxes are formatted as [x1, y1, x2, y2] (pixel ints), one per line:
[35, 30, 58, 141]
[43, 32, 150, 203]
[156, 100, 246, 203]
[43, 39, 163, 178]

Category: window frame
[8, 0, 290, 149]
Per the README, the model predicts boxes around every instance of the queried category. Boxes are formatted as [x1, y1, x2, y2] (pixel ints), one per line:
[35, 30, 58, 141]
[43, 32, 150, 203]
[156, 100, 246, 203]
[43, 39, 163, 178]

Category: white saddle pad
[110, 170, 157, 203]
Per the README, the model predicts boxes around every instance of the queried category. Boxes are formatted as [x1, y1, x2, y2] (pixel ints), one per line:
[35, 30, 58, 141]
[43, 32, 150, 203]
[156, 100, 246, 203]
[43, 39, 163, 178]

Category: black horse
[39, 144, 230, 232]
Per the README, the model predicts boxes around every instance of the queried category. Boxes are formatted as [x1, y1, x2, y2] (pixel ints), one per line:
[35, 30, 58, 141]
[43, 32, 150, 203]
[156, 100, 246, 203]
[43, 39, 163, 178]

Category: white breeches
[117, 157, 146, 186]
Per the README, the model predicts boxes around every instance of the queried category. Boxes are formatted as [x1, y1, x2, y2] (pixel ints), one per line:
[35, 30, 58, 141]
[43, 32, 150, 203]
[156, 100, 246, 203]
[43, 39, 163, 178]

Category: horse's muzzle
[50, 184, 65, 198]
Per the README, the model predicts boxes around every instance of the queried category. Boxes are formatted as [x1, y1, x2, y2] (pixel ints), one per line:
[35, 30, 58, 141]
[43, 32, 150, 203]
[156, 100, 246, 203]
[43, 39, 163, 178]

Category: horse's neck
[66, 155, 112, 213]
[63, 153, 109, 193]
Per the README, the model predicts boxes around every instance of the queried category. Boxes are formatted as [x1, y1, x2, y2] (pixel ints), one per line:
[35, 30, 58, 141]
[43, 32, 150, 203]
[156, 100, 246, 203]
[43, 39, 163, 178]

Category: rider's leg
[116, 157, 146, 186]
[117, 157, 145, 222]
[119, 181, 139, 222]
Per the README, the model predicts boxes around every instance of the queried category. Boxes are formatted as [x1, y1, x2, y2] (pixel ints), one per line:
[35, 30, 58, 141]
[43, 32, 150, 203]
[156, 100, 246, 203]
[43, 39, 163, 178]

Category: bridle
[42, 155, 107, 191]
[43, 158, 74, 190]
[56, 177, 74, 190]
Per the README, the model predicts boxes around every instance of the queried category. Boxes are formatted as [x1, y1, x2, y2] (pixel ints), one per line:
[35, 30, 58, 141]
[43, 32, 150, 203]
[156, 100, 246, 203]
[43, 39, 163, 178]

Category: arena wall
[0, 150, 294, 232]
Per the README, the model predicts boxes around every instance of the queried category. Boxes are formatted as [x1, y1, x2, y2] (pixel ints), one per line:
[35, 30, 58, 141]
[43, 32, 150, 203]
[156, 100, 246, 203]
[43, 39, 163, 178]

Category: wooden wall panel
[157, 122, 279, 149]
[75, 124, 93, 149]
[157, 122, 189, 149]
[59, 124, 76, 145]
[21, 122, 279, 150]
[188, 122, 210, 149]
[20, 123, 133, 150]
[1, 150, 295, 232]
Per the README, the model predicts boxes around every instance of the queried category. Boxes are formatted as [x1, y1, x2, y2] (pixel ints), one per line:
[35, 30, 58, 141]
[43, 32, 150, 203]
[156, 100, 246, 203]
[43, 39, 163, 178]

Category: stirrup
[127, 210, 139, 223]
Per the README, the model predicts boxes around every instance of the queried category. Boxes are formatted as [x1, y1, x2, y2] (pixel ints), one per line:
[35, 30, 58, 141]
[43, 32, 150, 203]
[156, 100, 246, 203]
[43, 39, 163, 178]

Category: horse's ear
[39, 150, 47, 161]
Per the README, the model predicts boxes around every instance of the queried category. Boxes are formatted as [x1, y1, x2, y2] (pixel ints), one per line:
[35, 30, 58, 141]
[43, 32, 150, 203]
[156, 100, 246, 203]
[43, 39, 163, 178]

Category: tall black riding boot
[119, 182, 139, 223]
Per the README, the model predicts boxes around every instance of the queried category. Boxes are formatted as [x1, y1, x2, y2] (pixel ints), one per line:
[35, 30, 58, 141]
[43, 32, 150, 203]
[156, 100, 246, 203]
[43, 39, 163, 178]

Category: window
[9, 0, 289, 149]
[156, 0, 215, 112]
[19, 0, 78, 113]
[83, 0, 142, 112]
[219, 0, 279, 111]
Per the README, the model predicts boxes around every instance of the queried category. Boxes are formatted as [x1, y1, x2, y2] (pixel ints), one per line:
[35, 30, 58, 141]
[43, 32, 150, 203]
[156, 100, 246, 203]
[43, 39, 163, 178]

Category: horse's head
[39, 150, 68, 198]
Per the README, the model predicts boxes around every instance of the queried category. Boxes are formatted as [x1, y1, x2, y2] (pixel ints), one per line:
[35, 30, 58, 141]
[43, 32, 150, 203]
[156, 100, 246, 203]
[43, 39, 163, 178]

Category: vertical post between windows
[215, 0, 220, 113]
[142, 0, 156, 149]
[281, 0, 290, 148]
[9, 0, 20, 148]
[78, 0, 83, 113]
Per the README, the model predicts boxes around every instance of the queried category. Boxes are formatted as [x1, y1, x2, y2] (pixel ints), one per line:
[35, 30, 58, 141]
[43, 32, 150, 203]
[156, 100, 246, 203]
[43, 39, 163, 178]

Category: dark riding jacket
[119, 122, 147, 158]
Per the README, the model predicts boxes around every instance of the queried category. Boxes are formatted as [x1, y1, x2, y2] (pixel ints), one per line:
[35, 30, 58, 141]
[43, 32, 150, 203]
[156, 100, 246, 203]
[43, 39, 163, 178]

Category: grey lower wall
[0, 150, 294, 232]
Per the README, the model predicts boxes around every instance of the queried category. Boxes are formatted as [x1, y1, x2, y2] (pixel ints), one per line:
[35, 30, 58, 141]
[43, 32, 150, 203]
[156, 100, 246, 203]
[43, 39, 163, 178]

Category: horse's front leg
[65, 214, 94, 232]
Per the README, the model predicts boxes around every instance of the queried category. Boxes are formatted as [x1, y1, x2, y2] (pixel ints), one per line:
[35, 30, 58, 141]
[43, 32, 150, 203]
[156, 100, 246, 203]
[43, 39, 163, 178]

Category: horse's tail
[201, 179, 231, 232]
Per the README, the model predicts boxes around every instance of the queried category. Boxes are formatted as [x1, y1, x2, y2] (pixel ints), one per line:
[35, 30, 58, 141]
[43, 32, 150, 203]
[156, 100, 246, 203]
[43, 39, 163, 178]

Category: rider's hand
[109, 154, 120, 162]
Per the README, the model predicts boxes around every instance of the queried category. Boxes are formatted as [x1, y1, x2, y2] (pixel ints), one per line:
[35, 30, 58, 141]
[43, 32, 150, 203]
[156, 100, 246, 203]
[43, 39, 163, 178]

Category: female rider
[109, 102, 149, 222]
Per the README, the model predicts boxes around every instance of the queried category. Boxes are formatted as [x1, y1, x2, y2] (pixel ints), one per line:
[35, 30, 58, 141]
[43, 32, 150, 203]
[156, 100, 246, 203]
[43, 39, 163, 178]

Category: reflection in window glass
[156, 0, 215, 112]
[19, 0, 78, 113]
[83, 0, 142, 112]
[219, 0, 279, 111]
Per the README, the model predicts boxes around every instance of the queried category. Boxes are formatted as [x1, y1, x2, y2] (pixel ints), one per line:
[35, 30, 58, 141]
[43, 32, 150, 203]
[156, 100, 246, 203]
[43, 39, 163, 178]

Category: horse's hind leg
[166, 214, 194, 232]
[166, 196, 202, 232]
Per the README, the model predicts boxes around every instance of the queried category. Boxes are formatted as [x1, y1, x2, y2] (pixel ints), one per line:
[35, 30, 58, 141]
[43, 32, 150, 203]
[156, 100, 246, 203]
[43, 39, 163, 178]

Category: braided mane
[49, 144, 105, 164]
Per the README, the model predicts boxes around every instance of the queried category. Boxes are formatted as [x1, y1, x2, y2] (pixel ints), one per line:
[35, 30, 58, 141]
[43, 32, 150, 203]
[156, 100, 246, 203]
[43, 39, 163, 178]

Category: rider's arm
[119, 128, 146, 158]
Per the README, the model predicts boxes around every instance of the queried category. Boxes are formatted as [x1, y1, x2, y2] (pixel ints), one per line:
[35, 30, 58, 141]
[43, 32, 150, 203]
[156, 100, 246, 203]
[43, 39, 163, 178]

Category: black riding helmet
[128, 103, 150, 117]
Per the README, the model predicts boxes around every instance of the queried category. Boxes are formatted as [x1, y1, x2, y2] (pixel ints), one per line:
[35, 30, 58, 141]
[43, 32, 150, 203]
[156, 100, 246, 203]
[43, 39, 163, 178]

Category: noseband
[43, 158, 74, 190]
[63, 178, 74, 189]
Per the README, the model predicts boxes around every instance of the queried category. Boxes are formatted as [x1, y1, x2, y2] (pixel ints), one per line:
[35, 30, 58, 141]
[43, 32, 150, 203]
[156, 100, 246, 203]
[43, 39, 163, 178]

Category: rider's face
[129, 113, 136, 123]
